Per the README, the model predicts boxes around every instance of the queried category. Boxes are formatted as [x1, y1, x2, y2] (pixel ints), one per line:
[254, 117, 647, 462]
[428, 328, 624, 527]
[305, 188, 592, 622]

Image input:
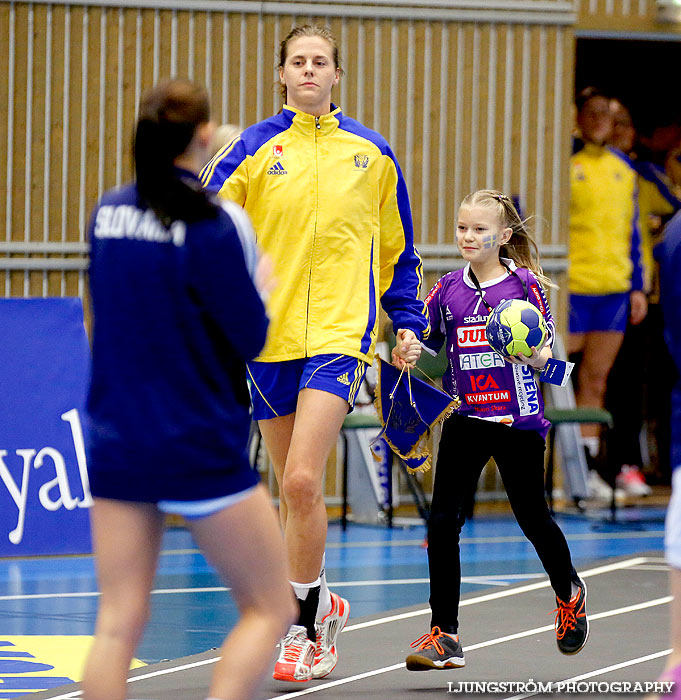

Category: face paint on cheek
[482, 234, 496, 249]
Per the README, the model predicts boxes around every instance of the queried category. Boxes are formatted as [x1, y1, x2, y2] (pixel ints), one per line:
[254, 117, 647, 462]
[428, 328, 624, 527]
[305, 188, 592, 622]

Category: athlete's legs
[282, 388, 348, 584]
[82, 499, 164, 700]
[189, 485, 296, 700]
[428, 416, 490, 633]
[258, 413, 296, 529]
[567, 331, 585, 355]
[574, 330, 624, 439]
[494, 428, 575, 602]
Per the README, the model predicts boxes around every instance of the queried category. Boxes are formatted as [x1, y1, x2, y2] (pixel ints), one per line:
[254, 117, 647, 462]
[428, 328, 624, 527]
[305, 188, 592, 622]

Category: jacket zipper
[304, 116, 321, 355]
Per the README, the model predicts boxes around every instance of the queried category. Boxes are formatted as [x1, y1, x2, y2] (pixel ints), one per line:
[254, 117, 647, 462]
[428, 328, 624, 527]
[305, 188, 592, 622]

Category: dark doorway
[575, 37, 681, 134]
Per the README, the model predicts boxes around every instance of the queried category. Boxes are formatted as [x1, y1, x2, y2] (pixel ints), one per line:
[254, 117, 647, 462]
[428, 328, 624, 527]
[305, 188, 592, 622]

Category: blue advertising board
[0, 298, 93, 556]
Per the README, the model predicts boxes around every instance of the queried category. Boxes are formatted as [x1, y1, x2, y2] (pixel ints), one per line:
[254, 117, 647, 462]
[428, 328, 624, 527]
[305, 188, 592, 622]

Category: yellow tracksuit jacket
[568, 142, 643, 295]
[200, 104, 429, 363]
[634, 159, 681, 294]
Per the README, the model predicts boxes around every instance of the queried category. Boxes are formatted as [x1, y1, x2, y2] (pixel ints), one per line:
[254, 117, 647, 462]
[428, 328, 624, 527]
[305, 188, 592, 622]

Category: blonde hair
[460, 189, 555, 289]
[278, 24, 343, 102]
[208, 123, 241, 161]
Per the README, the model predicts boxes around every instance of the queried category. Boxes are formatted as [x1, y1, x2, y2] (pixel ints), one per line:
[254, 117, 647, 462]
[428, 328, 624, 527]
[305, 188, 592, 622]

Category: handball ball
[485, 299, 547, 358]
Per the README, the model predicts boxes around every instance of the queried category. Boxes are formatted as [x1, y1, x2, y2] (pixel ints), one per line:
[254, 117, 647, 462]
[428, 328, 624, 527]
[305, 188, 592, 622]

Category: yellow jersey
[200, 104, 429, 363]
[568, 142, 643, 295]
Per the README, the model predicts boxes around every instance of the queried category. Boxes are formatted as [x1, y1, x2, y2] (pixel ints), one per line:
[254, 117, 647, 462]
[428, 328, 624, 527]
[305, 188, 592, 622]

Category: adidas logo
[337, 372, 351, 386]
[267, 161, 287, 175]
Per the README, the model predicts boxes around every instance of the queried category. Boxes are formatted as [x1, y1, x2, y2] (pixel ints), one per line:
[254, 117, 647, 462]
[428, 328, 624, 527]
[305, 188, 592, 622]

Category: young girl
[405, 189, 589, 671]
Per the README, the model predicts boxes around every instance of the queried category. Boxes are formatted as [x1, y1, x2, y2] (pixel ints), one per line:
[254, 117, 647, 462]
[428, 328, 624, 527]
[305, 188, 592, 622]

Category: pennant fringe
[372, 362, 460, 474]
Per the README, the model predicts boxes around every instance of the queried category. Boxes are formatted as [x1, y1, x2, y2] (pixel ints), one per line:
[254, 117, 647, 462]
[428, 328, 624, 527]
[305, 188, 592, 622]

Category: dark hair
[278, 24, 343, 102]
[575, 86, 609, 113]
[460, 189, 555, 290]
[134, 79, 217, 227]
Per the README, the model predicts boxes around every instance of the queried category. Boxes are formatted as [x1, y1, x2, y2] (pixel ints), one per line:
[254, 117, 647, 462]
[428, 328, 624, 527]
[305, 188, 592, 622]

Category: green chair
[544, 405, 615, 514]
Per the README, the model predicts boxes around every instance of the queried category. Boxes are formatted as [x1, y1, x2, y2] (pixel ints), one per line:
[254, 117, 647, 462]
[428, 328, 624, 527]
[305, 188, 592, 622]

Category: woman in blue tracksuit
[650, 210, 681, 699]
[82, 79, 295, 700]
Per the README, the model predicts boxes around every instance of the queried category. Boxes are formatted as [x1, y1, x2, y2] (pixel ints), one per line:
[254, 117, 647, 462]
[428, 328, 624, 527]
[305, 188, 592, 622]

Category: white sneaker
[587, 470, 625, 502]
[616, 465, 652, 497]
[312, 592, 350, 679]
[273, 624, 315, 682]
[588, 470, 612, 500]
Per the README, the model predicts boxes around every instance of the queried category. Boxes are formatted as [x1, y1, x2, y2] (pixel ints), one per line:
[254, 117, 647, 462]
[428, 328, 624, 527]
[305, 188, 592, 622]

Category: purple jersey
[422, 260, 555, 438]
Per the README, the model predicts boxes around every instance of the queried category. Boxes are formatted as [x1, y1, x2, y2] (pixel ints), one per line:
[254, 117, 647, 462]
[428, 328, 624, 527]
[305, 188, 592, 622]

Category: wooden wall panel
[1, 0, 575, 300]
[577, 0, 681, 32]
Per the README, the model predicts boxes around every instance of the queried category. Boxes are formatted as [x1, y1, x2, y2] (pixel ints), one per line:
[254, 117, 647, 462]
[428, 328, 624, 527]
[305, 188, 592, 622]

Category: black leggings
[427, 414, 578, 634]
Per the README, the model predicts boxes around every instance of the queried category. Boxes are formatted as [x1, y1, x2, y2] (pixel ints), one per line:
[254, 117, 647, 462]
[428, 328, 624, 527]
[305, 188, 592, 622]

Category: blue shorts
[157, 486, 257, 520]
[569, 293, 629, 334]
[247, 354, 369, 420]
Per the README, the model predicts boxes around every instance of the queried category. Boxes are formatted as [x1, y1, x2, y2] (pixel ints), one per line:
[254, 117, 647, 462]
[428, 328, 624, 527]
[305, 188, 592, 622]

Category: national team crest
[354, 154, 369, 169]
[273, 145, 283, 157]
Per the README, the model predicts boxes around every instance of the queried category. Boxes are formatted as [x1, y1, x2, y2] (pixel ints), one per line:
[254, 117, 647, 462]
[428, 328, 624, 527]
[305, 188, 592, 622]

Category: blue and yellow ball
[485, 299, 547, 358]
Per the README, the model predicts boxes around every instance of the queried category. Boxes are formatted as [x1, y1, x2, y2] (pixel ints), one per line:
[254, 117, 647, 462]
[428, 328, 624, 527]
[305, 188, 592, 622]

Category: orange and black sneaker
[405, 626, 465, 671]
[554, 579, 589, 655]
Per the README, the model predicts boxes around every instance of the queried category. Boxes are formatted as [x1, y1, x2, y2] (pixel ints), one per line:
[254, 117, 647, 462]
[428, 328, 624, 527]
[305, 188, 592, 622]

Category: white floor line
[504, 649, 672, 700]
[463, 596, 672, 653]
[344, 556, 647, 632]
[324, 530, 666, 548]
[38, 555, 652, 699]
[0, 574, 549, 602]
[46, 657, 220, 700]
[264, 593, 671, 700]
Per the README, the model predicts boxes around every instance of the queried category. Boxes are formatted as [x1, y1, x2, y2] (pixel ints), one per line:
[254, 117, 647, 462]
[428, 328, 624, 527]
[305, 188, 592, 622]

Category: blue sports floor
[0, 506, 668, 695]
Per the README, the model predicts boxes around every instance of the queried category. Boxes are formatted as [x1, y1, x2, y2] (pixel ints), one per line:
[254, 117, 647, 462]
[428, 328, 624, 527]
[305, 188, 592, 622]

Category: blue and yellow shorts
[247, 353, 369, 420]
[569, 292, 629, 334]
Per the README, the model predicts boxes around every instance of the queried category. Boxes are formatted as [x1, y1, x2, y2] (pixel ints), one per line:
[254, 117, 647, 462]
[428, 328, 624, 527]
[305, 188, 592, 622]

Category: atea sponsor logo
[459, 352, 505, 371]
[0, 409, 92, 546]
[457, 324, 488, 348]
[513, 363, 540, 416]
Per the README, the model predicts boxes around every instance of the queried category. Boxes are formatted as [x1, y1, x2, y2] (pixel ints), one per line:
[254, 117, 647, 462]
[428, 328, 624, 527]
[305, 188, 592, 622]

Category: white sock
[582, 436, 600, 458]
[290, 577, 321, 601]
[316, 553, 332, 620]
[571, 581, 581, 599]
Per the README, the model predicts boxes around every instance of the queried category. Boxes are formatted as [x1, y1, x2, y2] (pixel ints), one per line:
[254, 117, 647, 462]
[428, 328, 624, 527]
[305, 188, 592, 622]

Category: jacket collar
[282, 103, 342, 136]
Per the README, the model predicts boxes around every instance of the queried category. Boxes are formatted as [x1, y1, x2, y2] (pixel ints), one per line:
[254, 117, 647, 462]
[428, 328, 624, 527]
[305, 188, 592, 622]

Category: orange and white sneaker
[273, 625, 316, 682]
[312, 592, 350, 679]
[616, 465, 652, 497]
